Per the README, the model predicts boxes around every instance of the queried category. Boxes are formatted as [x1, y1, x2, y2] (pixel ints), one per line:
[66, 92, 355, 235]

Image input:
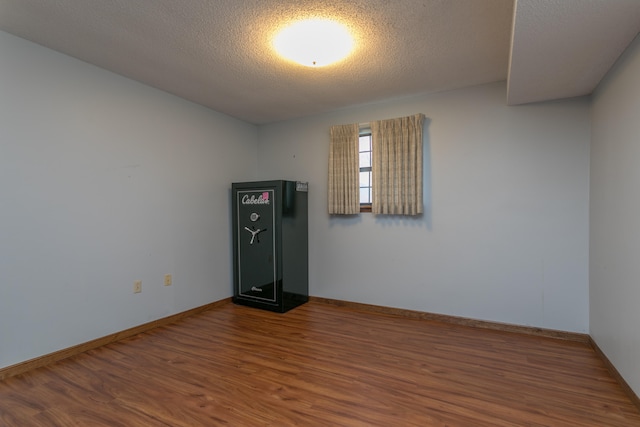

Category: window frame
[358, 128, 372, 213]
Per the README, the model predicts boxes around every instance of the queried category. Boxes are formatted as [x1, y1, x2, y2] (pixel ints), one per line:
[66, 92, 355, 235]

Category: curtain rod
[359, 114, 424, 128]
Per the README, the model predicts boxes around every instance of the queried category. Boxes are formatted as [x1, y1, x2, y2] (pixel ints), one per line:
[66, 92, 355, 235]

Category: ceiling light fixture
[273, 19, 354, 67]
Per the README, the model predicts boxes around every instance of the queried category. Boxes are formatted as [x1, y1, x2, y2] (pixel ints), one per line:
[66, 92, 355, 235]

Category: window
[359, 131, 372, 212]
[329, 114, 423, 216]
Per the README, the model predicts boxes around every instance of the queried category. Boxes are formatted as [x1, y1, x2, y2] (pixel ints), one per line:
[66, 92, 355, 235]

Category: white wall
[0, 31, 258, 369]
[590, 34, 640, 396]
[258, 82, 591, 333]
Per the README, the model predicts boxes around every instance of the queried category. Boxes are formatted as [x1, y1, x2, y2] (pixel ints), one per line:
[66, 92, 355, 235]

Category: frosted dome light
[273, 19, 354, 67]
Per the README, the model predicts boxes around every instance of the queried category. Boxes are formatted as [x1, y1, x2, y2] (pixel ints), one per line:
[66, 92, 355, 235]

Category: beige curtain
[371, 114, 424, 215]
[328, 123, 359, 214]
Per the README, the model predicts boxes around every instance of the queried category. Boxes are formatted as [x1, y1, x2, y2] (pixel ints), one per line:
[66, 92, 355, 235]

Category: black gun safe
[232, 180, 308, 312]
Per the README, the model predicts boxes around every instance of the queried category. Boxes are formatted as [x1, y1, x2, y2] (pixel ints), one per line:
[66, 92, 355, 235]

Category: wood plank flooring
[1, 300, 639, 426]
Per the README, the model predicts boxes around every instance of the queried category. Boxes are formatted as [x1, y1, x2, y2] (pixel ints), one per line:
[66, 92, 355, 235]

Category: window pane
[360, 187, 371, 204]
[359, 135, 371, 152]
[359, 152, 371, 168]
[360, 171, 370, 187]
[359, 133, 372, 206]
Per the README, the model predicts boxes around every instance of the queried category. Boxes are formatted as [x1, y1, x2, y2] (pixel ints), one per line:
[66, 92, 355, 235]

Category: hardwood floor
[1, 301, 639, 426]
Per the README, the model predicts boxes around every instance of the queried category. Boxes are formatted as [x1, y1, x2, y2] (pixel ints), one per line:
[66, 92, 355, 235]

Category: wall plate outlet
[134, 280, 142, 293]
[164, 274, 172, 286]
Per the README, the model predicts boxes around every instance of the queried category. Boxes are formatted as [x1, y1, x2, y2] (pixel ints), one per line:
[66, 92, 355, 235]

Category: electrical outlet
[164, 274, 172, 286]
[134, 280, 142, 293]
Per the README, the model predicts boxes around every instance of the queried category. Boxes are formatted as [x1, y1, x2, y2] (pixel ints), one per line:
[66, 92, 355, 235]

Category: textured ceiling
[0, 0, 638, 124]
[508, 0, 640, 105]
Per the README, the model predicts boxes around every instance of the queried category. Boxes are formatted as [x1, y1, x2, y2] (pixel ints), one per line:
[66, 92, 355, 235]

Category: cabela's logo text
[242, 194, 270, 205]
